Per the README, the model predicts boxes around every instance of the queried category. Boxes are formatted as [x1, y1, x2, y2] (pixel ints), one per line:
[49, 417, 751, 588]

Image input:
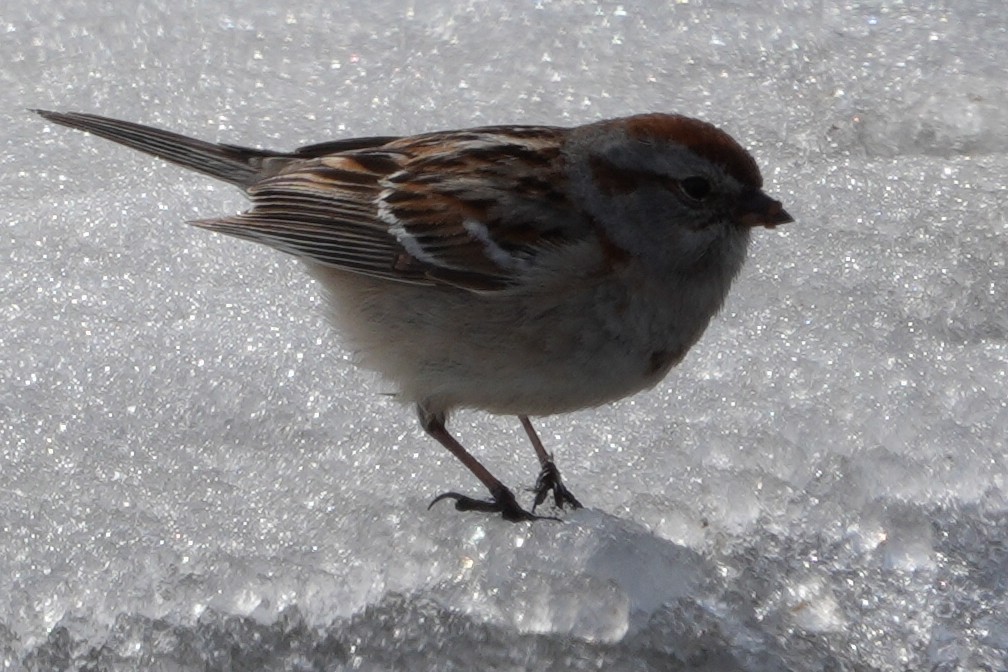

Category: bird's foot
[429, 485, 558, 522]
[531, 460, 583, 512]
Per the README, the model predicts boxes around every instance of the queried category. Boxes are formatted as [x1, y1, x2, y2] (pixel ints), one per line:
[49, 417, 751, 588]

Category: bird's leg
[518, 415, 583, 512]
[420, 405, 554, 522]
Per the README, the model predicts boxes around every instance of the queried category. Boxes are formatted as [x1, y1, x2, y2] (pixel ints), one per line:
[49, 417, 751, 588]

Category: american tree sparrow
[35, 109, 792, 522]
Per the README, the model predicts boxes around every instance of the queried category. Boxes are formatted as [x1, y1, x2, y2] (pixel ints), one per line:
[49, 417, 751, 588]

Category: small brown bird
[35, 109, 791, 522]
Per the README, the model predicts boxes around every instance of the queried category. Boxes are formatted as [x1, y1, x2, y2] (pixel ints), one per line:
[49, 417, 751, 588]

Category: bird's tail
[33, 109, 283, 189]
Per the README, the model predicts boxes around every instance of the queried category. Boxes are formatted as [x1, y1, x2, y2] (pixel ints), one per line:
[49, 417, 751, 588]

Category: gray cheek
[598, 193, 698, 261]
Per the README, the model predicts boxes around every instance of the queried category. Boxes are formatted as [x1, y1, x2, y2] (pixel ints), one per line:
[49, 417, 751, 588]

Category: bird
[34, 109, 792, 522]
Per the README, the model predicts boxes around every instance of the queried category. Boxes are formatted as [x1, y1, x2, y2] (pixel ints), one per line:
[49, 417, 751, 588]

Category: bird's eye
[679, 176, 712, 202]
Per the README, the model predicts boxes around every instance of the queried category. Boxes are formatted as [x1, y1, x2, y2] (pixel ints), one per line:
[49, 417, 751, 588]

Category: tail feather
[33, 109, 283, 189]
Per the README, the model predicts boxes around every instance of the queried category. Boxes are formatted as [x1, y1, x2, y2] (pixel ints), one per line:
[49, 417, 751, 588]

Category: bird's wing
[196, 126, 591, 291]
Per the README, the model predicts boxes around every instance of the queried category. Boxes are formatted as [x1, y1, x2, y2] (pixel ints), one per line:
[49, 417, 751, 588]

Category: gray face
[566, 126, 755, 279]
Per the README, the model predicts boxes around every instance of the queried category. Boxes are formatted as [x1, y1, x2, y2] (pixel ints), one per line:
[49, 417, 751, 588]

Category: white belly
[306, 258, 732, 417]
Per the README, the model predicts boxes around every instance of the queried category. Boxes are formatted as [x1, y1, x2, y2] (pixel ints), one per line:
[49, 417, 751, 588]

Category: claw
[531, 461, 583, 512]
[428, 486, 558, 522]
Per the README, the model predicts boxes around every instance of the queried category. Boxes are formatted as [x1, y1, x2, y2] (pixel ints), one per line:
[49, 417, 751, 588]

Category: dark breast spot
[647, 347, 685, 377]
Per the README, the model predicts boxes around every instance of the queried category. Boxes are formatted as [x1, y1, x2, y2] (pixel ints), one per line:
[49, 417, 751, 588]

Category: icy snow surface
[3, 1, 1007, 670]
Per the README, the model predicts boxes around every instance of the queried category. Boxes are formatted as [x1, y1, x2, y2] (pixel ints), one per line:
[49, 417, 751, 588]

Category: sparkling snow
[2, 1, 1007, 670]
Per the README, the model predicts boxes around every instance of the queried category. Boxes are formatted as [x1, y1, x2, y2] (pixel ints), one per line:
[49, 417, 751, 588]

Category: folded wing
[198, 126, 587, 291]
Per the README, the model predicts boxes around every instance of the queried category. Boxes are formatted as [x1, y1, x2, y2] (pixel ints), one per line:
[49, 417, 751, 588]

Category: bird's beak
[735, 190, 793, 228]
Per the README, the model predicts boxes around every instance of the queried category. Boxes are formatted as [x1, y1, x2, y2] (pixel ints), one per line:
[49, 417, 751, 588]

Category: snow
[3, 1, 1007, 670]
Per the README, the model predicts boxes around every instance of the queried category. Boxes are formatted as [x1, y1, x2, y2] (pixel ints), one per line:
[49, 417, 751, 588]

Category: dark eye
[679, 176, 712, 202]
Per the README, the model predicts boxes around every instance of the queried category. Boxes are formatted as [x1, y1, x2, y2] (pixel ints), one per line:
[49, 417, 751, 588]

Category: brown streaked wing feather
[376, 126, 588, 290]
[193, 151, 431, 283]
[291, 135, 402, 158]
[196, 126, 588, 292]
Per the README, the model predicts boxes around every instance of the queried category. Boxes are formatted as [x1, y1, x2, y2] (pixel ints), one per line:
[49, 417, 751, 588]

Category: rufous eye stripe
[621, 114, 763, 188]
